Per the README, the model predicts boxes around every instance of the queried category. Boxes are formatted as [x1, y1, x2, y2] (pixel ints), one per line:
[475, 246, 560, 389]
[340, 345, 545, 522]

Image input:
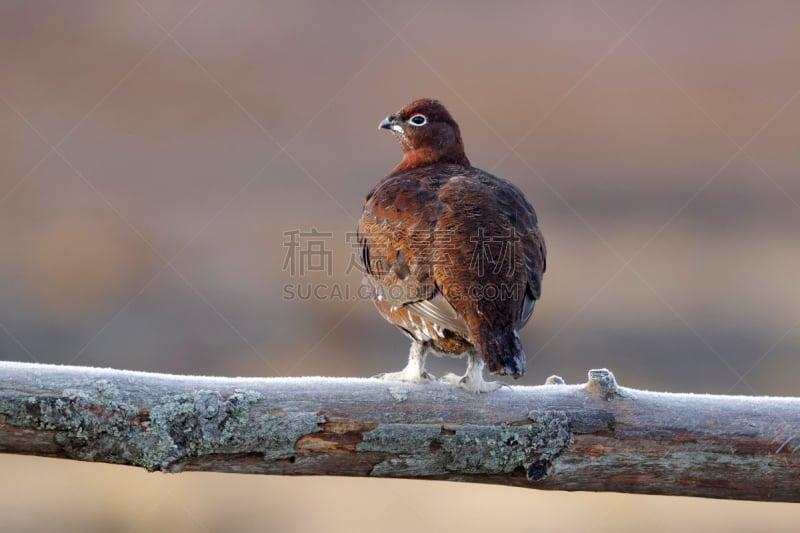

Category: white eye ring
[408, 114, 428, 127]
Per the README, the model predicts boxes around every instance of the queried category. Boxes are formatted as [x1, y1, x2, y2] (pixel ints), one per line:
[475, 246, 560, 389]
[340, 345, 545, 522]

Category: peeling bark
[0, 361, 798, 502]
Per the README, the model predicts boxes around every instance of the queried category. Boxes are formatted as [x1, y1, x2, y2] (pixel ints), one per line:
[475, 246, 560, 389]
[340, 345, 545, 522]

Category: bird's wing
[358, 173, 468, 335]
[489, 172, 547, 301]
[499, 179, 545, 327]
[437, 169, 545, 328]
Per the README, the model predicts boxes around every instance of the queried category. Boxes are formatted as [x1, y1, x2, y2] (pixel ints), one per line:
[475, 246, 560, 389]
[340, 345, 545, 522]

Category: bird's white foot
[440, 351, 510, 393]
[440, 372, 507, 393]
[372, 368, 435, 383]
[373, 340, 434, 384]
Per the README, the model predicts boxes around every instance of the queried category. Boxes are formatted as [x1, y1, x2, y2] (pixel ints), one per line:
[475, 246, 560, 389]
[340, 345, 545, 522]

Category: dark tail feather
[478, 330, 525, 378]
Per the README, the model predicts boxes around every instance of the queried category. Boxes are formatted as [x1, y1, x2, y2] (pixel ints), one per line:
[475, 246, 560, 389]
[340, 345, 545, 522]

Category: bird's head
[379, 98, 469, 172]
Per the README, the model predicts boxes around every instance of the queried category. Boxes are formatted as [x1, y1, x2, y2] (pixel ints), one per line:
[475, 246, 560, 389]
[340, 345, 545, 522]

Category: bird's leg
[373, 340, 435, 383]
[441, 351, 508, 393]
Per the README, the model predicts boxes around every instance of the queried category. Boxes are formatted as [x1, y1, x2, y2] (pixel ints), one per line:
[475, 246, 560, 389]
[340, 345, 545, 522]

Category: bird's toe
[439, 373, 462, 385]
[420, 370, 436, 382]
[373, 370, 435, 384]
[440, 372, 508, 393]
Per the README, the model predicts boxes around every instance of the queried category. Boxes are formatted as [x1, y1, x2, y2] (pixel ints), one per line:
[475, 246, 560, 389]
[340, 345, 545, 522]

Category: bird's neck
[392, 144, 470, 174]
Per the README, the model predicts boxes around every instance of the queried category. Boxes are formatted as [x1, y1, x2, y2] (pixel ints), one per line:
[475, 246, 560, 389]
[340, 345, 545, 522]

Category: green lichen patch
[0, 385, 322, 472]
[130, 389, 322, 470]
[2, 380, 142, 465]
[359, 411, 572, 480]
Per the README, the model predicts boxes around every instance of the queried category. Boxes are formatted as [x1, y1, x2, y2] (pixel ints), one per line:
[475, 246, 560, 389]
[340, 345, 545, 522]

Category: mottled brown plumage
[359, 99, 546, 392]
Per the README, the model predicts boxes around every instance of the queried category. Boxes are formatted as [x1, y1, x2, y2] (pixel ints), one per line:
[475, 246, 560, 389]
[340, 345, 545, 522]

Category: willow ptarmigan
[358, 98, 546, 392]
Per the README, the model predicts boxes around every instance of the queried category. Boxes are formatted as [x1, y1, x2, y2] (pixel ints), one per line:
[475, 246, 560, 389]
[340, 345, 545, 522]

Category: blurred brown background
[2, 1, 799, 531]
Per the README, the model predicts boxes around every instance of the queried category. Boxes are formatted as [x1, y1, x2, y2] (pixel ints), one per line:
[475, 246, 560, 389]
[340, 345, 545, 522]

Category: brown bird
[358, 99, 546, 392]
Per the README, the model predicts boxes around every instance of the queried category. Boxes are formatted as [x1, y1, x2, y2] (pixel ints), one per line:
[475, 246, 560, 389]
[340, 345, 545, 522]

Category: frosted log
[1, 361, 798, 502]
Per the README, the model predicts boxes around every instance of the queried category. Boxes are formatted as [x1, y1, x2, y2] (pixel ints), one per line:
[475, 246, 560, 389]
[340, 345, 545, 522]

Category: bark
[0, 361, 798, 502]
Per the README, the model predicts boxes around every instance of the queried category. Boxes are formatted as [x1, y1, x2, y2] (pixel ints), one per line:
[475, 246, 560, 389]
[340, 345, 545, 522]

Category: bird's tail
[478, 330, 525, 378]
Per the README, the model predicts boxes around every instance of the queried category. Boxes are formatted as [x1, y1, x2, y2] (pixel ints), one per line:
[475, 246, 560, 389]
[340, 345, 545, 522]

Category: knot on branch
[586, 368, 623, 400]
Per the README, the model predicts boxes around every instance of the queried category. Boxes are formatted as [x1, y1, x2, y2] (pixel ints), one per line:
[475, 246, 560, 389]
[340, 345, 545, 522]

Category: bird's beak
[379, 114, 397, 131]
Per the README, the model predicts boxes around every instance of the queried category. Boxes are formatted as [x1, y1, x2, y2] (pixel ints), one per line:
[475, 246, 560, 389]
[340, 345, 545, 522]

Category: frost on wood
[1, 361, 799, 502]
[3, 381, 321, 472]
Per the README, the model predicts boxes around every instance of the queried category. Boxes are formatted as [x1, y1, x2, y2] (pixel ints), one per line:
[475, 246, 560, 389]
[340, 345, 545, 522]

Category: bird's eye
[408, 114, 428, 127]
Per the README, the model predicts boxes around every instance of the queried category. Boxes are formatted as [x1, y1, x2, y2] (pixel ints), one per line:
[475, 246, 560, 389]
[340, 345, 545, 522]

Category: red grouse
[358, 99, 546, 392]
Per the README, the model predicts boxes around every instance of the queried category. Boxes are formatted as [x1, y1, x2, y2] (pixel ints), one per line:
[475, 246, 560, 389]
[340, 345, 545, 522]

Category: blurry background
[1, 1, 799, 531]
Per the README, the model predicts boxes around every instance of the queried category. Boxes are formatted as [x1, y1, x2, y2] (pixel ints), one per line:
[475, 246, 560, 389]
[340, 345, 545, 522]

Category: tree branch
[1, 361, 798, 502]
